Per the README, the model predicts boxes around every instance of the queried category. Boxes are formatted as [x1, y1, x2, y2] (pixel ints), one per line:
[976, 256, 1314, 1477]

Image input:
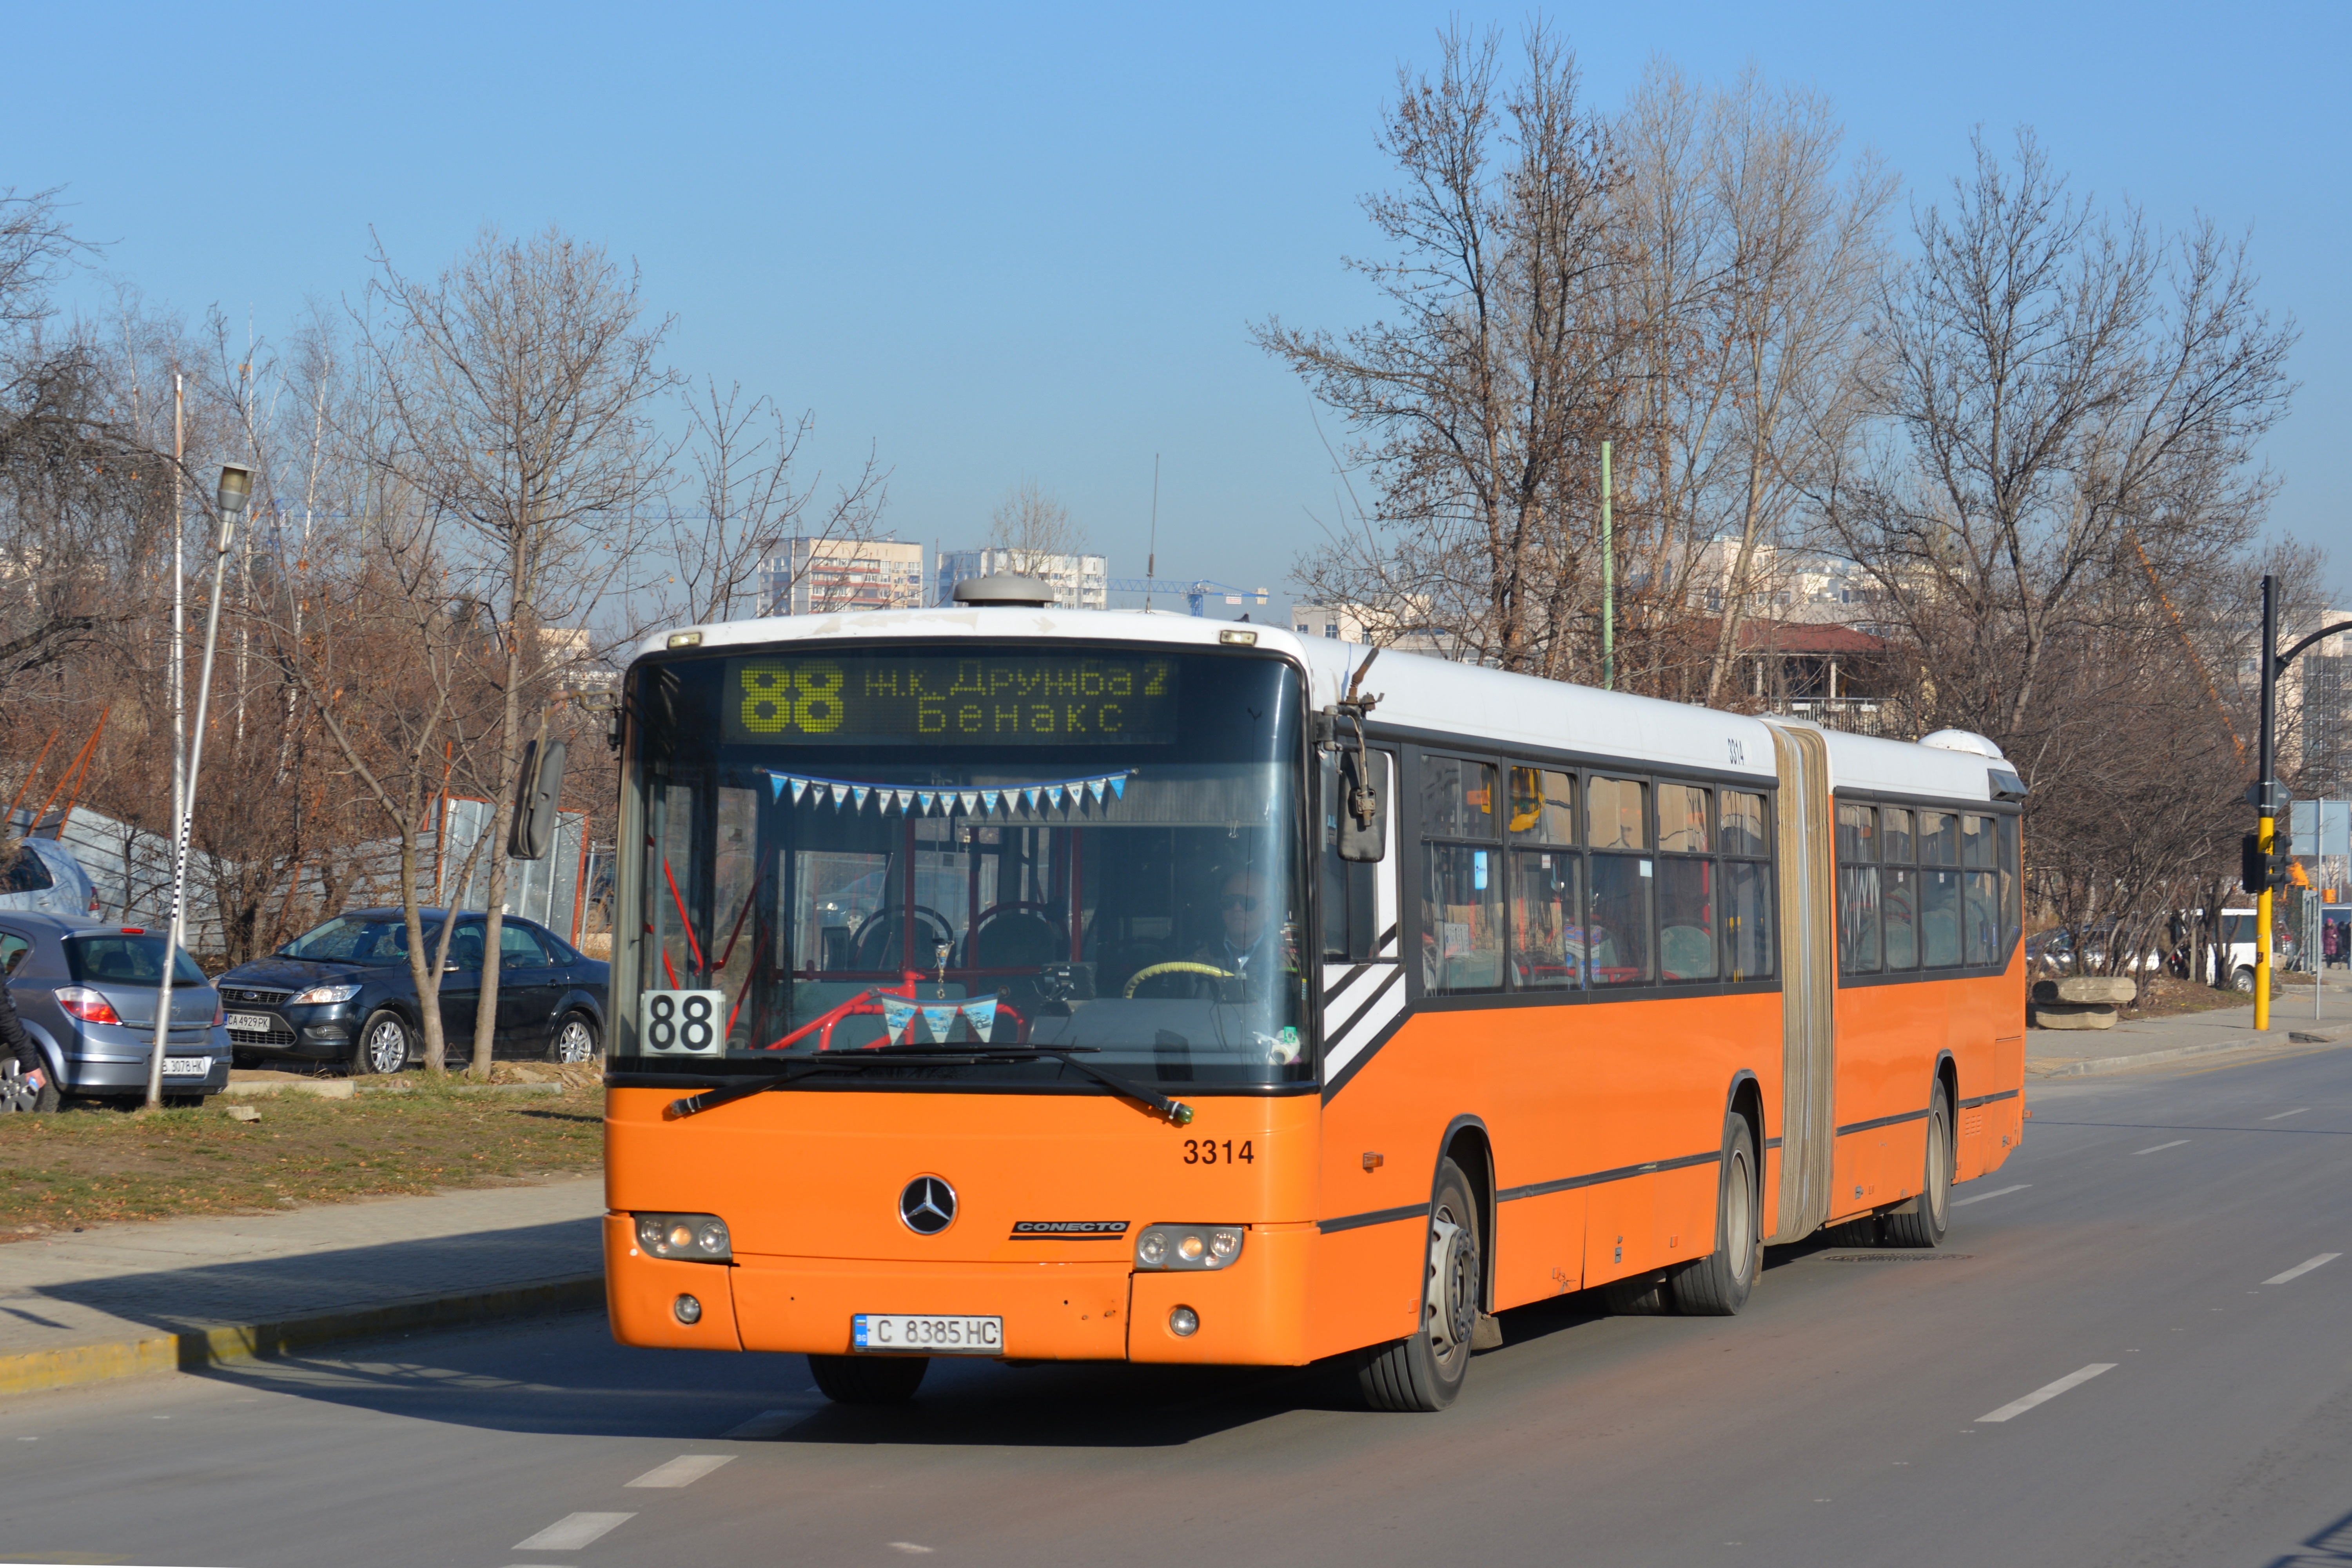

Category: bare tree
[1258, 20, 1624, 677]
[657, 379, 887, 626]
[359, 227, 671, 1074]
[983, 478, 1084, 576]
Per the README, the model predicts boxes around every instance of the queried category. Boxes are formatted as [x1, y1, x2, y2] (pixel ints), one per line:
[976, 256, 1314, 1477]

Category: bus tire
[1358, 1158, 1479, 1412]
[1882, 1083, 1953, 1249]
[1603, 1272, 1674, 1314]
[1673, 1113, 1760, 1315]
[808, 1353, 929, 1405]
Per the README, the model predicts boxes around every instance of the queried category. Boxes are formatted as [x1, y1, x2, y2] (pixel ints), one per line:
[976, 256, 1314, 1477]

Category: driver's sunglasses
[1219, 894, 1259, 912]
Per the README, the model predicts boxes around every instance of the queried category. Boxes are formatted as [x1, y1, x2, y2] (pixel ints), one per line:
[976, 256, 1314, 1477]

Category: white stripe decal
[1322, 984, 1408, 1080]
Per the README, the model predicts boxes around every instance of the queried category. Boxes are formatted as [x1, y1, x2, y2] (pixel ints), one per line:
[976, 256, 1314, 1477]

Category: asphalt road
[5, 1042, 2351, 1568]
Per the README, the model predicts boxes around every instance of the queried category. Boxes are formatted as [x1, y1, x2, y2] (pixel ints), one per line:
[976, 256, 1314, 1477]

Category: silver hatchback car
[0, 914, 230, 1103]
[0, 839, 102, 920]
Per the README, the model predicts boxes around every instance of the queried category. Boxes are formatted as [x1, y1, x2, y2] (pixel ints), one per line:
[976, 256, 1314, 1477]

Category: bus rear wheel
[808, 1353, 929, 1405]
[1673, 1113, 1760, 1315]
[1359, 1158, 1479, 1412]
[1881, 1083, 1953, 1249]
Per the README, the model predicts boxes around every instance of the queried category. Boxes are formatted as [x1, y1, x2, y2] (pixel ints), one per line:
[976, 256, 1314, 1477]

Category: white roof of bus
[632, 608, 2002, 803]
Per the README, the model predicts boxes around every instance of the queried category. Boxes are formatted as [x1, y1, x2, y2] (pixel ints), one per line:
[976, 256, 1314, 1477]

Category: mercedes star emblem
[899, 1175, 957, 1236]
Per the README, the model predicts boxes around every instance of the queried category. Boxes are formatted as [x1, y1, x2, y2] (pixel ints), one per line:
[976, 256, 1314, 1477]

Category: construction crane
[1103, 579, 1269, 617]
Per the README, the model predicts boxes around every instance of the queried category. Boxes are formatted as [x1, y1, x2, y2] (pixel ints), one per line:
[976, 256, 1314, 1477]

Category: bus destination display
[722, 653, 1180, 746]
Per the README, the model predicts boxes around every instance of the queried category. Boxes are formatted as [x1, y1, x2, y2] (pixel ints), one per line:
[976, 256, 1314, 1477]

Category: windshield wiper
[662, 1045, 1194, 1125]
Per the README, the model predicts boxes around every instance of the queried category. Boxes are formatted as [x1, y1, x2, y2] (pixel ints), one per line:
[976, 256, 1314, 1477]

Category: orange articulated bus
[603, 599, 2025, 1410]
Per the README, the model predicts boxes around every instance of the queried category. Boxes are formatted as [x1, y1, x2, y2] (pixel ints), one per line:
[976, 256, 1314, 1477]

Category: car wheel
[230, 1048, 262, 1071]
[545, 1011, 599, 1065]
[2232, 966, 2257, 993]
[350, 1010, 411, 1076]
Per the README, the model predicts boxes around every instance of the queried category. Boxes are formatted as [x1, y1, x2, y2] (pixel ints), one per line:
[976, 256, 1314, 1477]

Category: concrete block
[224, 1104, 261, 1122]
[2032, 976, 2138, 1005]
[2032, 1003, 2119, 1030]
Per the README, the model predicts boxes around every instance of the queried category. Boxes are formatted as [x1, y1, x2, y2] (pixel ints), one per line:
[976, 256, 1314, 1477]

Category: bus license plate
[162, 1057, 210, 1077]
[851, 1314, 1003, 1354]
[226, 1013, 274, 1033]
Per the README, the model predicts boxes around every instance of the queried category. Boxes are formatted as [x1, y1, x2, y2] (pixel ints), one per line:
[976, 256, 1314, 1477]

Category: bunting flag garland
[878, 995, 1000, 1046]
[762, 768, 1134, 817]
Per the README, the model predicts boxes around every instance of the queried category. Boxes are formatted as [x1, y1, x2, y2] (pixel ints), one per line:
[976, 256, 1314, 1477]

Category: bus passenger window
[1586, 853, 1654, 985]
[1659, 859, 1716, 980]
[1961, 813, 1993, 870]
[1919, 811, 1957, 867]
[1879, 808, 1914, 863]
[1659, 784, 1710, 853]
[1918, 810, 1961, 967]
[1720, 791, 1769, 857]
[1962, 814, 1997, 965]
[1508, 767, 1575, 843]
[1423, 846, 1503, 992]
[1587, 777, 1648, 850]
[1509, 850, 1582, 989]
[1423, 757, 1498, 838]
[1879, 808, 1917, 970]
[1837, 804, 1879, 974]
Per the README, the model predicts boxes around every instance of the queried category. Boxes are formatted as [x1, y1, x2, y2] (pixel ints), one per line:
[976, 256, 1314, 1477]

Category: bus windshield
[620, 643, 1308, 1087]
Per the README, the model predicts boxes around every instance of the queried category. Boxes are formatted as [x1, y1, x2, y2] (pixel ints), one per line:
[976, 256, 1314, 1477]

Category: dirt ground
[2114, 969, 2293, 1020]
[0, 1064, 604, 1238]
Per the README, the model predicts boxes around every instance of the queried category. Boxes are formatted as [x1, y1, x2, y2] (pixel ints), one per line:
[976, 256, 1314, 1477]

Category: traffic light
[2241, 829, 2298, 895]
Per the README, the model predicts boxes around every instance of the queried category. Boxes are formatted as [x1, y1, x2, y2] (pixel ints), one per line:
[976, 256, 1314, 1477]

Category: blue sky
[11, 2, 2347, 607]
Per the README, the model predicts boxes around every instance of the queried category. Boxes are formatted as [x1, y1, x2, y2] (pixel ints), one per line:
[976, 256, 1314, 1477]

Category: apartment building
[764, 537, 928, 616]
[936, 548, 1108, 612]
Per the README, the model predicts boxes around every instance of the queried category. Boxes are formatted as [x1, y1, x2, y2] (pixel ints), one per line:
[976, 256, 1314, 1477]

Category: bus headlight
[634, 1212, 731, 1262]
[1133, 1225, 1244, 1271]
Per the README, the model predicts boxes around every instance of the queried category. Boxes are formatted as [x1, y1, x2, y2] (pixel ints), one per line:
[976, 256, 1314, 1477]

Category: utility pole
[169, 375, 185, 931]
[2256, 575, 2278, 1032]
[1600, 440, 1615, 691]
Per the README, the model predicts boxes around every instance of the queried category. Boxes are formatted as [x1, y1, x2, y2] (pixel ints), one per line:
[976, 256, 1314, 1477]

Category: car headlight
[1133, 1224, 1245, 1272]
[634, 1212, 731, 1262]
[288, 983, 363, 1005]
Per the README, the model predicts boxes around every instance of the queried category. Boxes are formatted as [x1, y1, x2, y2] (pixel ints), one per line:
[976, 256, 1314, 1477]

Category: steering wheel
[848, 904, 958, 972]
[1123, 961, 1238, 999]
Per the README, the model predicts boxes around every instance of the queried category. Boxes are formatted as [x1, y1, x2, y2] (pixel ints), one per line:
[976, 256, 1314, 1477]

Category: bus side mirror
[1337, 748, 1387, 863]
[509, 738, 568, 861]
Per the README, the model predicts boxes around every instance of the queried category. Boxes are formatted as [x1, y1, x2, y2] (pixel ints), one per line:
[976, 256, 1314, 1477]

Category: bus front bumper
[604, 1215, 1315, 1364]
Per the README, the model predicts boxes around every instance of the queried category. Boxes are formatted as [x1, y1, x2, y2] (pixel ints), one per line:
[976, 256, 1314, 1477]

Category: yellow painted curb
[0, 1274, 604, 1399]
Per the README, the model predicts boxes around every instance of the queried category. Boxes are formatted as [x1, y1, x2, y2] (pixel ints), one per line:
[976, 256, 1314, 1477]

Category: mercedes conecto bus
[602, 606, 2025, 1409]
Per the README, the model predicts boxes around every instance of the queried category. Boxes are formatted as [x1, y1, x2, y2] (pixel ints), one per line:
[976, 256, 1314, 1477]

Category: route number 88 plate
[852, 1314, 1004, 1354]
[639, 990, 726, 1056]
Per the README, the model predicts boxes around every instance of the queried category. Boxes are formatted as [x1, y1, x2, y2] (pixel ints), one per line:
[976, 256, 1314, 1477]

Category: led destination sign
[721, 653, 1180, 746]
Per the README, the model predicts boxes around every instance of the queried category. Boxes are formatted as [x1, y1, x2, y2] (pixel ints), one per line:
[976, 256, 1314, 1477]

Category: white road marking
[2263, 1253, 2342, 1285]
[1976, 1363, 2117, 1423]
[725, 1408, 815, 1439]
[2265, 1108, 2310, 1120]
[890, 1545, 937, 1555]
[2133, 1140, 2190, 1155]
[514, 1512, 636, 1550]
[1952, 1183, 2031, 1207]
[628, 1454, 735, 1488]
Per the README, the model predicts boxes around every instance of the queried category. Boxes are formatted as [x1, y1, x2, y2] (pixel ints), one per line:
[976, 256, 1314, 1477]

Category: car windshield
[619, 644, 1308, 1087]
[65, 935, 207, 987]
[281, 916, 442, 965]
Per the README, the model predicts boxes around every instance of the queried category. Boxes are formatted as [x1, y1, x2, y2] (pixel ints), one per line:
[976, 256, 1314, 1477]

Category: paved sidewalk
[2028, 976, 2352, 1076]
[0, 1177, 604, 1394]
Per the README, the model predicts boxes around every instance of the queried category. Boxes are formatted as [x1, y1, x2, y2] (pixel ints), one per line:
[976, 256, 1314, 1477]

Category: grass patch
[0, 1074, 603, 1236]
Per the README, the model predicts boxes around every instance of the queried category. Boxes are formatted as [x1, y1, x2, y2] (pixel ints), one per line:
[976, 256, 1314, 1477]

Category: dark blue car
[214, 908, 609, 1075]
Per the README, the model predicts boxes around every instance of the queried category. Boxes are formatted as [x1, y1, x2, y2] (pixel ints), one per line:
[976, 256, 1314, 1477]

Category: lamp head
[216, 464, 254, 517]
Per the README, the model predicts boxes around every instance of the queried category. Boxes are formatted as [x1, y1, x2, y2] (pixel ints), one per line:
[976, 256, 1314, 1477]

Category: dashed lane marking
[513, 1512, 636, 1551]
[2263, 1254, 2342, 1286]
[628, 1454, 735, 1488]
[1952, 1183, 2030, 1207]
[2265, 1108, 2311, 1120]
[2133, 1140, 2191, 1155]
[1976, 1364, 2117, 1424]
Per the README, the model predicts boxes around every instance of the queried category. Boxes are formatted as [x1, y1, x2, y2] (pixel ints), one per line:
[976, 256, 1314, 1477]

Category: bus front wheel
[1359, 1158, 1480, 1412]
[808, 1353, 929, 1405]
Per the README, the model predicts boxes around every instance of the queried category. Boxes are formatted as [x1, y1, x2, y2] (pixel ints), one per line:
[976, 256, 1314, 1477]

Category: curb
[2031, 1033, 2347, 1078]
[0, 1272, 603, 1400]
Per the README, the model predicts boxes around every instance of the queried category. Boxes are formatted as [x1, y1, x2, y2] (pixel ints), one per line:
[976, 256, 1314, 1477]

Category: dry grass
[0, 1067, 604, 1238]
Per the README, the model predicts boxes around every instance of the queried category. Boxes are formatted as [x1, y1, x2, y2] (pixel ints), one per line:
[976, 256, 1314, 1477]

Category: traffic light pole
[2256, 576, 2277, 1033]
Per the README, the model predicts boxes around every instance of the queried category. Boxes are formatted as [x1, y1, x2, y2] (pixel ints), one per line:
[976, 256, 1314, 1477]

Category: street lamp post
[142, 464, 252, 1109]
[2251, 574, 2352, 1033]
